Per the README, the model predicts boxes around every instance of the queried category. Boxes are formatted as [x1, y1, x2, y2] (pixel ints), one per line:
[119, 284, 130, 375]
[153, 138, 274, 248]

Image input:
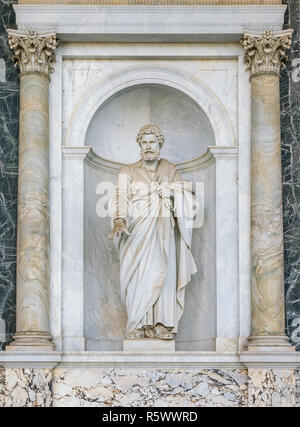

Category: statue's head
[136, 125, 164, 161]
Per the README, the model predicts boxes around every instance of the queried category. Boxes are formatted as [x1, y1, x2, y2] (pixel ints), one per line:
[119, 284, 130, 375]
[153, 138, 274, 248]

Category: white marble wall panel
[61, 147, 90, 351]
[212, 147, 239, 351]
[62, 54, 237, 148]
[84, 166, 126, 351]
[50, 43, 248, 352]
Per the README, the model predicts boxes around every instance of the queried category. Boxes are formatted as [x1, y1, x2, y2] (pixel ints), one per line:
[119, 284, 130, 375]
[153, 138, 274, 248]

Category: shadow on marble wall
[281, 0, 300, 351]
[0, 0, 18, 351]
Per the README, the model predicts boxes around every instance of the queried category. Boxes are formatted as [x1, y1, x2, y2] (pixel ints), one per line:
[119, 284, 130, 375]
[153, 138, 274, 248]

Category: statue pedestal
[123, 339, 175, 352]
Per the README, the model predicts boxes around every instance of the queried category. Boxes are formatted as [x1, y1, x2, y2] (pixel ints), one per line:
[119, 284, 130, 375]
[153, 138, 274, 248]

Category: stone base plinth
[6, 332, 54, 352]
[123, 339, 175, 352]
[247, 336, 294, 352]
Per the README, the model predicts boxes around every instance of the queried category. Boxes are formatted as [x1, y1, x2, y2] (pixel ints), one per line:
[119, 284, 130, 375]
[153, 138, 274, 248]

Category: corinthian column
[6, 30, 59, 351]
[241, 30, 294, 351]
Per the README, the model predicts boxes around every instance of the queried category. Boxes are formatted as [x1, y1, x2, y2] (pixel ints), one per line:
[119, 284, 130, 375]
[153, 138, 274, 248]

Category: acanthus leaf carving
[241, 29, 293, 76]
[7, 29, 59, 76]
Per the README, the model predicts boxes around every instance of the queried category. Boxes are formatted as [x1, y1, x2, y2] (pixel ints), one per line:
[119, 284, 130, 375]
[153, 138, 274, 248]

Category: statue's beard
[141, 148, 160, 161]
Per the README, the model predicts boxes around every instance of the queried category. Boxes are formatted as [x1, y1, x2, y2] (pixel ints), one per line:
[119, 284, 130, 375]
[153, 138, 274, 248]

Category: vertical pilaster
[241, 30, 294, 351]
[6, 30, 59, 351]
[210, 147, 239, 352]
[61, 146, 90, 351]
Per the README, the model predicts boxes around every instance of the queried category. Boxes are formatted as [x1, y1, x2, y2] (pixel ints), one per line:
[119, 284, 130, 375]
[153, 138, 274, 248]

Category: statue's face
[140, 133, 160, 161]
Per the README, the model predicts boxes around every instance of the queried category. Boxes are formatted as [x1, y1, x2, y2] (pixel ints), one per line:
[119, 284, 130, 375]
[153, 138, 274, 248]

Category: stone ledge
[1, 350, 300, 369]
[0, 351, 62, 369]
[123, 338, 176, 352]
[53, 351, 244, 369]
[240, 352, 300, 369]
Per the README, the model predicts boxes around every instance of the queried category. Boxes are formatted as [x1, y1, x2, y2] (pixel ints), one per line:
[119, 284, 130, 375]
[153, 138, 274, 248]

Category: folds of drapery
[109, 169, 198, 334]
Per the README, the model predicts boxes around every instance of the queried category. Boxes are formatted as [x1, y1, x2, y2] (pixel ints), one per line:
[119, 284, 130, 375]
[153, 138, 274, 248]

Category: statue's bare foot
[144, 327, 155, 338]
[154, 324, 174, 340]
[127, 329, 145, 339]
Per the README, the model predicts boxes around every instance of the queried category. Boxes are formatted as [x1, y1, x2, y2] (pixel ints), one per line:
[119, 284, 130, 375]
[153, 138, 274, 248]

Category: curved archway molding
[66, 64, 236, 150]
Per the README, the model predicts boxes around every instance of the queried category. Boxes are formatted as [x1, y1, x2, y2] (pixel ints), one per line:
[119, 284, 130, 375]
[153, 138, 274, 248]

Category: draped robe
[111, 158, 197, 335]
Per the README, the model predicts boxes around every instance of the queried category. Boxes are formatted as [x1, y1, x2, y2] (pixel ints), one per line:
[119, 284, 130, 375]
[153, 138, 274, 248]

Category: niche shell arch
[66, 65, 236, 150]
[86, 84, 216, 164]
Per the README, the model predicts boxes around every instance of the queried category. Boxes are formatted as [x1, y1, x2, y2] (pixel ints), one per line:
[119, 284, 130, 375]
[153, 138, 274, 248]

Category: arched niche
[65, 64, 235, 149]
[85, 84, 215, 164]
[83, 81, 218, 351]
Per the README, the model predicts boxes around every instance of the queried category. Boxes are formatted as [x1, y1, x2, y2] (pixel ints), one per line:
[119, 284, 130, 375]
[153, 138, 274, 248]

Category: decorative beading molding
[241, 29, 293, 76]
[7, 29, 59, 76]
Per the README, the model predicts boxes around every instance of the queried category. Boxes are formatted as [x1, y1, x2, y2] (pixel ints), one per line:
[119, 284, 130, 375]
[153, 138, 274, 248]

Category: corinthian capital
[241, 29, 293, 76]
[7, 29, 59, 76]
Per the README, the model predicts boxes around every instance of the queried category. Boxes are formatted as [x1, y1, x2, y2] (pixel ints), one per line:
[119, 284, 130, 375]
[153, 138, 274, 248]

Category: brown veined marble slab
[248, 369, 296, 407]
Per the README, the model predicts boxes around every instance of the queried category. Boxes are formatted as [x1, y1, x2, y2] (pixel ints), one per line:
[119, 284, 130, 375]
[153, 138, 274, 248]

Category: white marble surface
[84, 166, 126, 350]
[212, 147, 239, 351]
[63, 57, 236, 149]
[49, 53, 63, 350]
[123, 339, 175, 352]
[61, 147, 91, 351]
[86, 84, 215, 164]
[14, 4, 286, 42]
[46, 42, 251, 351]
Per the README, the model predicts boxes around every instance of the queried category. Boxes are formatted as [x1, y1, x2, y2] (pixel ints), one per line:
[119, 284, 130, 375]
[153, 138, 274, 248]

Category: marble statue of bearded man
[109, 125, 197, 340]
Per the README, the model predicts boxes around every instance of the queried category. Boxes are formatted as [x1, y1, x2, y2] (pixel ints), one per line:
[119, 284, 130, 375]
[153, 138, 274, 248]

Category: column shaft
[6, 29, 58, 351]
[250, 74, 285, 339]
[7, 73, 53, 350]
[241, 29, 294, 351]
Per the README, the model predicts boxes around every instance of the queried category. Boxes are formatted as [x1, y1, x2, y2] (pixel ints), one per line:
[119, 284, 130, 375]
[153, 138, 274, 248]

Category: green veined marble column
[241, 30, 294, 351]
[6, 30, 58, 351]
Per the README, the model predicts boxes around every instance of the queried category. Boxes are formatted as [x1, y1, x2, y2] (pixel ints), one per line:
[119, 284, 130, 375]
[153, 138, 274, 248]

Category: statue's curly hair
[136, 124, 164, 148]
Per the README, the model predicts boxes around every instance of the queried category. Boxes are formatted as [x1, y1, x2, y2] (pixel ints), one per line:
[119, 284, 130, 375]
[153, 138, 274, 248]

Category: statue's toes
[144, 328, 155, 338]
[127, 329, 145, 339]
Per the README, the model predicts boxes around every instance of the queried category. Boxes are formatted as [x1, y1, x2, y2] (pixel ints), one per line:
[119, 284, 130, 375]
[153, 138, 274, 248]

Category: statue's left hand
[158, 184, 174, 200]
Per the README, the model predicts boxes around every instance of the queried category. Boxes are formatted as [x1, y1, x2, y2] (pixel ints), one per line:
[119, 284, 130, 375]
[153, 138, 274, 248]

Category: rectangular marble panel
[52, 368, 248, 407]
[2, 368, 53, 407]
[248, 369, 296, 407]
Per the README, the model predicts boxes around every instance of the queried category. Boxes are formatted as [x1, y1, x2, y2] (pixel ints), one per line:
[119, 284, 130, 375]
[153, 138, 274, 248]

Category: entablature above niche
[14, 3, 286, 43]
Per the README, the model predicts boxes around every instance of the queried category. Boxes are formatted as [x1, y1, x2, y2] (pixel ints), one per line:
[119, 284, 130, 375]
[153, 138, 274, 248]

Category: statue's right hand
[108, 219, 130, 240]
